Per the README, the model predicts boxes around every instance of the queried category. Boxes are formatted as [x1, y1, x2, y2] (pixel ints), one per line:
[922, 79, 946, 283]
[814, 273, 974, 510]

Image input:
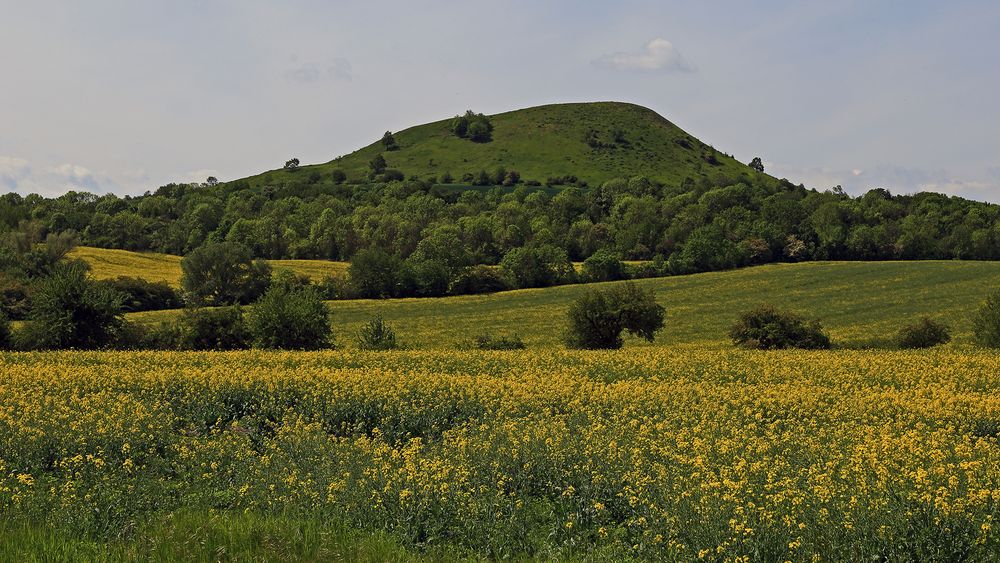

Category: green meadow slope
[237, 102, 758, 188]
[130, 260, 1000, 349]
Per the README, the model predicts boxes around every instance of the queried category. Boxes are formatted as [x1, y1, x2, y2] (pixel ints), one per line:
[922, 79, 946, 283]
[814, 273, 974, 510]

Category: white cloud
[767, 162, 1000, 202]
[284, 57, 352, 84]
[0, 158, 114, 196]
[593, 38, 694, 72]
[51, 163, 100, 191]
[0, 156, 31, 190]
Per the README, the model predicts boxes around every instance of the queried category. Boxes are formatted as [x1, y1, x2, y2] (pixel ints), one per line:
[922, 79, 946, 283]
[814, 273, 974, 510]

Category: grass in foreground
[0, 510, 474, 563]
[127, 260, 1000, 349]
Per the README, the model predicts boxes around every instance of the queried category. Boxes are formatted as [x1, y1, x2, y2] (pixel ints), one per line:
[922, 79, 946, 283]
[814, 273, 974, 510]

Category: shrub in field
[973, 291, 1000, 348]
[99, 276, 182, 312]
[180, 242, 271, 306]
[356, 315, 398, 350]
[247, 287, 331, 350]
[178, 306, 250, 350]
[472, 332, 526, 350]
[15, 261, 124, 350]
[896, 317, 951, 349]
[729, 305, 830, 350]
[564, 282, 665, 349]
[449, 265, 509, 295]
[581, 249, 626, 282]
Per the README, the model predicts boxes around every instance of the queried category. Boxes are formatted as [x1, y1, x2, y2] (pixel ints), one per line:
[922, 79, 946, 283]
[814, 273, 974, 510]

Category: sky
[1, 0, 998, 201]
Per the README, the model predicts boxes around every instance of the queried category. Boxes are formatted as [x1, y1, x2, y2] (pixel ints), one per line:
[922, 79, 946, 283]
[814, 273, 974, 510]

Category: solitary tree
[205, 176, 219, 186]
[381, 131, 398, 150]
[284, 158, 300, 170]
[180, 241, 271, 306]
[564, 282, 665, 349]
[369, 153, 387, 175]
[749, 157, 765, 173]
[247, 285, 332, 350]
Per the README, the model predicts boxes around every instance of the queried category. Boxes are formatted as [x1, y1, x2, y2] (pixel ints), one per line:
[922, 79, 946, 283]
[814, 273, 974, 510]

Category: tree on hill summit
[381, 131, 398, 151]
[451, 110, 493, 142]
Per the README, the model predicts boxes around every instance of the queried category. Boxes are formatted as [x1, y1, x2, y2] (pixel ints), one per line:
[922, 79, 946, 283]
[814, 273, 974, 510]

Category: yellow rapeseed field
[1, 348, 998, 560]
[68, 246, 349, 287]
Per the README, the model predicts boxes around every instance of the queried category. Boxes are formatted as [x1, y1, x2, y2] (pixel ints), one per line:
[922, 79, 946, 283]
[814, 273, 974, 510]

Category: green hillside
[239, 102, 757, 188]
[130, 260, 1000, 349]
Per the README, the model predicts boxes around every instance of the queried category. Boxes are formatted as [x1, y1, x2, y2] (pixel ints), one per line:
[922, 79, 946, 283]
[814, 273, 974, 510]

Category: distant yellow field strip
[69, 246, 349, 287]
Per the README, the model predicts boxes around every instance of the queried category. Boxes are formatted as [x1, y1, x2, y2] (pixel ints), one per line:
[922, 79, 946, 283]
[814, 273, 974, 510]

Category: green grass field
[130, 260, 1000, 349]
[69, 246, 349, 287]
[237, 102, 758, 188]
[0, 511, 472, 563]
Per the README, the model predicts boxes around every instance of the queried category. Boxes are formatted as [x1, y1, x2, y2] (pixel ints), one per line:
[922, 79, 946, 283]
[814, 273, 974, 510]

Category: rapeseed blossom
[0, 348, 997, 559]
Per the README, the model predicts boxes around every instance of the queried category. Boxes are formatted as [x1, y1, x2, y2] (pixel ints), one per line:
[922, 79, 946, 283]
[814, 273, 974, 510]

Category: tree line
[3, 165, 1000, 297]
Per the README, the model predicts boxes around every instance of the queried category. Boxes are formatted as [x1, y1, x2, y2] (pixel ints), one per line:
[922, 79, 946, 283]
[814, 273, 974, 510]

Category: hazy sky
[2, 1, 998, 201]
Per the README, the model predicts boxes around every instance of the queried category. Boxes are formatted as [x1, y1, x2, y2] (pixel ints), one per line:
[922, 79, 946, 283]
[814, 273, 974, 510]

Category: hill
[237, 102, 757, 188]
[9, 102, 1000, 283]
[69, 246, 349, 287]
[130, 260, 1000, 349]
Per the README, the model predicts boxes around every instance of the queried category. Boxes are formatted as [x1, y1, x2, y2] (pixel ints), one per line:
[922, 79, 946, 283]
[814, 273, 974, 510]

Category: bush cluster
[728, 305, 830, 350]
[896, 317, 951, 349]
[15, 261, 125, 350]
[450, 110, 493, 142]
[471, 332, 526, 350]
[99, 276, 182, 312]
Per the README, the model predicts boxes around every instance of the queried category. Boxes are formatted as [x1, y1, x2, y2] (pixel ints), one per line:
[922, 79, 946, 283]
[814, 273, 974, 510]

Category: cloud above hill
[0, 157, 31, 190]
[593, 38, 694, 72]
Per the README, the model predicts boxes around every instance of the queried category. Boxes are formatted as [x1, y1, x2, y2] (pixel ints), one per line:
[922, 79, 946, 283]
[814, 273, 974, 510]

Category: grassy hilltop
[238, 102, 755, 188]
